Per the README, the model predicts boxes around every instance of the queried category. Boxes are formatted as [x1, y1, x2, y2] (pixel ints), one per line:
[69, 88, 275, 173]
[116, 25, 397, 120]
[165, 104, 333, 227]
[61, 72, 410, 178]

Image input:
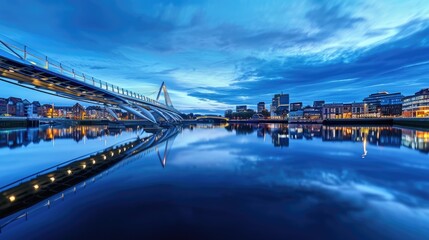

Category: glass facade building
[363, 92, 403, 117]
[402, 88, 429, 117]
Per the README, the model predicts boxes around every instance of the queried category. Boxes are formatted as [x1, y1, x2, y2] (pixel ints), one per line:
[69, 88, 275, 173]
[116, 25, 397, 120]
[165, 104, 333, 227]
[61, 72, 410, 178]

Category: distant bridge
[195, 116, 229, 122]
[0, 35, 182, 124]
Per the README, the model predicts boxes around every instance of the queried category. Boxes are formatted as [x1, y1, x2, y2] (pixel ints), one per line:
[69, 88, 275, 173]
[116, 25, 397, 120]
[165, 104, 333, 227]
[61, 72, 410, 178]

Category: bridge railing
[0, 34, 174, 111]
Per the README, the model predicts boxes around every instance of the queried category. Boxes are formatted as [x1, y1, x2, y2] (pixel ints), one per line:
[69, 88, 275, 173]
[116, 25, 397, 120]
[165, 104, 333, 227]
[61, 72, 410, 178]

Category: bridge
[0, 34, 182, 124]
[195, 116, 229, 122]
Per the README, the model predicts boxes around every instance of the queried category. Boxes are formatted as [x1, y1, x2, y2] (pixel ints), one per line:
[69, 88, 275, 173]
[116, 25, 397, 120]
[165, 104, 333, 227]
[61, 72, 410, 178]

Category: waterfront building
[270, 104, 276, 116]
[0, 98, 7, 116]
[322, 103, 344, 119]
[303, 106, 322, 120]
[313, 100, 325, 109]
[351, 102, 366, 118]
[257, 102, 265, 113]
[402, 88, 429, 117]
[271, 93, 289, 117]
[363, 92, 403, 117]
[251, 113, 264, 119]
[86, 106, 106, 119]
[7, 97, 24, 117]
[290, 102, 303, 111]
[22, 99, 35, 118]
[72, 103, 86, 120]
[289, 110, 304, 120]
[32, 101, 42, 117]
[342, 103, 352, 119]
[54, 106, 73, 118]
[236, 105, 247, 113]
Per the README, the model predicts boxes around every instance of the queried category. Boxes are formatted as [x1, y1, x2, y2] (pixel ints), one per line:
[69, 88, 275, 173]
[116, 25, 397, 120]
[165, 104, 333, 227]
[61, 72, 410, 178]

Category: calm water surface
[1, 123, 429, 240]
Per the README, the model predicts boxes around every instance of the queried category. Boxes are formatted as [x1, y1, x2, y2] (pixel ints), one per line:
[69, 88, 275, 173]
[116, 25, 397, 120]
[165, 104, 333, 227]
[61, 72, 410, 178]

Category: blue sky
[0, 0, 429, 114]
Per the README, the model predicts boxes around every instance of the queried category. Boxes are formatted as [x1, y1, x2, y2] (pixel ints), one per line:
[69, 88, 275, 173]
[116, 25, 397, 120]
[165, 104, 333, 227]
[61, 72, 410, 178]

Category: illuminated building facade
[363, 92, 403, 117]
[322, 103, 344, 119]
[402, 88, 429, 117]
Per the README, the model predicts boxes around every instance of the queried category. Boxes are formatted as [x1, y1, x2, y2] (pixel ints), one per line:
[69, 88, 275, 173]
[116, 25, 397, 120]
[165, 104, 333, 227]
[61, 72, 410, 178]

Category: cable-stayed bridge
[0, 35, 182, 124]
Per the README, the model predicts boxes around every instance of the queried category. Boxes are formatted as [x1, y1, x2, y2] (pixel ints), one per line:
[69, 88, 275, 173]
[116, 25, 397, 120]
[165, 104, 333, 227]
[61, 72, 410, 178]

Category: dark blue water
[1, 124, 429, 239]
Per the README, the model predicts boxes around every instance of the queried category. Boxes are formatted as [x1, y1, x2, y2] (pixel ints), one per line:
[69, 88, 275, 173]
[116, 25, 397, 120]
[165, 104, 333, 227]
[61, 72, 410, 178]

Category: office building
[271, 93, 289, 117]
[257, 102, 265, 113]
[363, 92, 403, 117]
[313, 100, 325, 109]
[290, 102, 302, 111]
[236, 105, 247, 113]
[303, 106, 322, 120]
[402, 88, 429, 117]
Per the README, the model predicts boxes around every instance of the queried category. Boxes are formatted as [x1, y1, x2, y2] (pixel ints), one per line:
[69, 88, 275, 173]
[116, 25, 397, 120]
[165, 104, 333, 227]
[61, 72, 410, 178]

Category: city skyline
[1, 0, 429, 114]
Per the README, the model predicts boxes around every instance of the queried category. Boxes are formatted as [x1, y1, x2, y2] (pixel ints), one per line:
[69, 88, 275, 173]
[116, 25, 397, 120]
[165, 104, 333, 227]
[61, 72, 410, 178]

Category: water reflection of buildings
[401, 129, 429, 153]
[220, 123, 429, 153]
[0, 126, 137, 149]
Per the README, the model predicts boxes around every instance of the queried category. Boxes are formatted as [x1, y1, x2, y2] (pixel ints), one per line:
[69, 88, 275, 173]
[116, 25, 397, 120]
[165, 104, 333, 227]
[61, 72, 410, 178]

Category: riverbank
[0, 117, 39, 129]
[322, 118, 429, 128]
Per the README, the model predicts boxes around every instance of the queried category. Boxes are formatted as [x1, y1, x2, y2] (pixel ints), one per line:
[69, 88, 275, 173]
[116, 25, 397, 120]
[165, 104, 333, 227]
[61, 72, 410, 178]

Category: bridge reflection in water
[0, 127, 180, 232]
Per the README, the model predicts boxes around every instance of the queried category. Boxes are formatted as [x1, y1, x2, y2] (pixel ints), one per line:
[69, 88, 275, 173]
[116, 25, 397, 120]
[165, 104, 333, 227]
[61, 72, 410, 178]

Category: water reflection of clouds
[173, 123, 429, 237]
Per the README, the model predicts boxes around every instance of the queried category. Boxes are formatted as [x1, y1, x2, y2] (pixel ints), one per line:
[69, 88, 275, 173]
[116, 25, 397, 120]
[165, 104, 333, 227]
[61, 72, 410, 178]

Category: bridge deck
[0, 35, 180, 115]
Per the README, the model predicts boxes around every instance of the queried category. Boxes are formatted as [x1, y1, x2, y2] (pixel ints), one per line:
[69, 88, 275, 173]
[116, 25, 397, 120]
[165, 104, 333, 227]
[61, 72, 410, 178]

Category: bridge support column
[105, 107, 120, 121]
[119, 105, 157, 124]
[151, 108, 170, 122]
[133, 105, 158, 124]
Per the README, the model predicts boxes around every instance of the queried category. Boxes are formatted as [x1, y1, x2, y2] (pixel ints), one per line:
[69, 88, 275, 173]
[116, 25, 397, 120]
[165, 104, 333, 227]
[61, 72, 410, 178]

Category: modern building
[289, 110, 304, 121]
[271, 93, 289, 117]
[363, 92, 403, 117]
[236, 105, 247, 113]
[402, 88, 429, 117]
[303, 106, 322, 120]
[224, 109, 233, 117]
[290, 102, 303, 111]
[313, 100, 325, 109]
[257, 102, 265, 113]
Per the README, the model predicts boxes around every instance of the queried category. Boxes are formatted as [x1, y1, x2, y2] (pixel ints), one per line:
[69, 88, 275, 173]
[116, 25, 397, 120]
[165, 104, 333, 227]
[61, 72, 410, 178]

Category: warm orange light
[50, 177, 55, 182]
[92, 159, 96, 164]
[67, 169, 72, 175]
[82, 164, 86, 169]
[34, 184, 39, 190]
[102, 155, 107, 160]
[9, 196, 16, 202]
